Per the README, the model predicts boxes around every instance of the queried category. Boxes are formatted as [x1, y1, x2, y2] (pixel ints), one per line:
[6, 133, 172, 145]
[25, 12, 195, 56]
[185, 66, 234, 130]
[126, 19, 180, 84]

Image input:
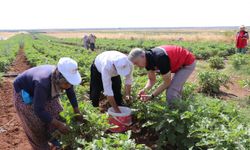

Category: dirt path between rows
[0, 49, 31, 150]
[188, 67, 249, 99]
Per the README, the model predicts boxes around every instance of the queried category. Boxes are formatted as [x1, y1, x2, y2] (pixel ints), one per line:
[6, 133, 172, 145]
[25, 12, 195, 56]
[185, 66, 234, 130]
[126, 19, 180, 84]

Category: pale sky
[0, 0, 249, 29]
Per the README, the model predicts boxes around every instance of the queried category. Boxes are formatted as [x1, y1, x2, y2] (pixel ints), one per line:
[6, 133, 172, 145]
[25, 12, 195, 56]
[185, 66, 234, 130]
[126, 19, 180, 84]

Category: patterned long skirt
[13, 90, 63, 150]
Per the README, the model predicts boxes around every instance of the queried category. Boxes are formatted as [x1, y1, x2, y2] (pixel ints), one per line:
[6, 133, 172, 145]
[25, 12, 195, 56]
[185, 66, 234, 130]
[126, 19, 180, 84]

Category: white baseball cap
[57, 57, 82, 85]
[114, 57, 132, 76]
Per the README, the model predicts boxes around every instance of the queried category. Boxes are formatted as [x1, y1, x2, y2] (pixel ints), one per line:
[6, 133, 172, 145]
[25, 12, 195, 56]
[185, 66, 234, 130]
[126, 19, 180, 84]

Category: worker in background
[128, 45, 196, 107]
[90, 51, 133, 113]
[236, 25, 249, 54]
[13, 57, 83, 150]
[89, 34, 97, 51]
[82, 34, 90, 50]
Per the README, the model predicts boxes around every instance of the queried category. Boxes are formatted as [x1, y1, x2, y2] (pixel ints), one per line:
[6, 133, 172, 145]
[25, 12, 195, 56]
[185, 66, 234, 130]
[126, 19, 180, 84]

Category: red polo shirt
[160, 45, 195, 73]
[145, 46, 195, 74]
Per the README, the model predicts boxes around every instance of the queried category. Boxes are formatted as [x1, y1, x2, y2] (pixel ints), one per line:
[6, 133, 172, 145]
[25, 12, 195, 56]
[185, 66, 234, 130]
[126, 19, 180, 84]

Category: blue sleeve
[33, 83, 53, 123]
[66, 86, 78, 108]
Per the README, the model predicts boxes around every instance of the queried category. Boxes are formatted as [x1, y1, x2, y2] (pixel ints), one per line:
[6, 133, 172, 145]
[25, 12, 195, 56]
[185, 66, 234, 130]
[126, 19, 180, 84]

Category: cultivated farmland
[0, 31, 249, 150]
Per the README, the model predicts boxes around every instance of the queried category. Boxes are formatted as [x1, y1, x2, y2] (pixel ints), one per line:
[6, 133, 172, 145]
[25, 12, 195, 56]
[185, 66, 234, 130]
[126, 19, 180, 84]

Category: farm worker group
[82, 33, 97, 51]
[13, 45, 196, 149]
[236, 25, 249, 54]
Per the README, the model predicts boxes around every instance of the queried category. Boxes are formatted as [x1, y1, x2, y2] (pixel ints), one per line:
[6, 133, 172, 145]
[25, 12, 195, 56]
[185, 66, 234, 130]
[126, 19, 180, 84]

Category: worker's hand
[125, 95, 132, 101]
[73, 107, 86, 124]
[51, 119, 70, 134]
[124, 95, 133, 105]
[50, 145, 59, 150]
[137, 89, 146, 98]
[75, 113, 85, 124]
[114, 106, 122, 113]
[107, 96, 121, 113]
[57, 122, 70, 134]
[139, 94, 151, 102]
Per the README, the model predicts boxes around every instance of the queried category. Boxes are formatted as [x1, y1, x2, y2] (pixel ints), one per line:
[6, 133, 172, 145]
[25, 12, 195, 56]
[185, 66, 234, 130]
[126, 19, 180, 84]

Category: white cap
[57, 57, 82, 85]
[114, 57, 131, 76]
[240, 25, 246, 29]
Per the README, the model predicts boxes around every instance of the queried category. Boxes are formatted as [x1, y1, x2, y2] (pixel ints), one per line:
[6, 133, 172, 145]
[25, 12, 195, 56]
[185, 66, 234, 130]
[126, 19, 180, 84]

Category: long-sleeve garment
[94, 51, 133, 96]
[13, 65, 78, 123]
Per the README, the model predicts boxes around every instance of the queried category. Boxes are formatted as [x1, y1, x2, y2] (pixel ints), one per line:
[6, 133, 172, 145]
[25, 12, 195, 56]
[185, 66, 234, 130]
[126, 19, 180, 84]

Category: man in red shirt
[236, 25, 249, 54]
[128, 45, 196, 106]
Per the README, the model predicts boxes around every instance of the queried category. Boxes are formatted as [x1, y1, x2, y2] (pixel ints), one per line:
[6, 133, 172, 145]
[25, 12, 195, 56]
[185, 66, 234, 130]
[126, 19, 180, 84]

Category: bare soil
[0, 49, 31, 150]
[0, 32, 19, 40]
[188, 67, 249, 99]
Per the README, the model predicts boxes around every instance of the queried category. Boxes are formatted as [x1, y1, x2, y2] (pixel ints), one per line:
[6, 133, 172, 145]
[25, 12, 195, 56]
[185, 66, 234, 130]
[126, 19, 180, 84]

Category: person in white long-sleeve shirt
[90, 51, 133, 113]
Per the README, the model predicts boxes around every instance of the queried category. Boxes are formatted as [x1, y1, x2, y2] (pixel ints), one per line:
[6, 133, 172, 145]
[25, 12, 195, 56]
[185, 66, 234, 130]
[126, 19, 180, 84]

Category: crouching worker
[13, 57, 83, 150]
[128, 45, 196, 106]
[90, 51, 133, 113]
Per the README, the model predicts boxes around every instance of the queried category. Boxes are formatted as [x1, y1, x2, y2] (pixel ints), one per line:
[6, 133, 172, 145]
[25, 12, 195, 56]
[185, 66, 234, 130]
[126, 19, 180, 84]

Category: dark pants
[90, 43, 95, 51]
[90, 64, 123, 107]
[237, 48, 247, 54]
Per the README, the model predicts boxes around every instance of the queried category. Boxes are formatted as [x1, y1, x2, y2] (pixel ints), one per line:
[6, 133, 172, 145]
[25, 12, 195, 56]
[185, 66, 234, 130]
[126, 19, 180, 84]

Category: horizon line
[0, 26, 247, 32]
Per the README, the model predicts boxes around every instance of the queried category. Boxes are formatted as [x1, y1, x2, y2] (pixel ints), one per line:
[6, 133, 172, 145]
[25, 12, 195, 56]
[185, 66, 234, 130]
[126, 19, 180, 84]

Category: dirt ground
[0, 32, 19, 40]
[44, 30, 235, 43]
[0, 49, 31, 150]
[219, 75, 250, 99]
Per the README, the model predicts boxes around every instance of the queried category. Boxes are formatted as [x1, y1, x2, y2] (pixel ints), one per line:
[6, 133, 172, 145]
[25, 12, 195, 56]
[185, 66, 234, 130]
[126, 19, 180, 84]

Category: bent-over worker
[90, 51, 133, 113]
[128, 45, 196, 106]
[13, 57, 83, 149]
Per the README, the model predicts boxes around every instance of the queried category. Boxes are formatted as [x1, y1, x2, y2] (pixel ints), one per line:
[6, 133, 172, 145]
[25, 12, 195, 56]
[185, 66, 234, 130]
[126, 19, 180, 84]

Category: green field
[0, 33, 249, 149]
[47, 35, 236, 59]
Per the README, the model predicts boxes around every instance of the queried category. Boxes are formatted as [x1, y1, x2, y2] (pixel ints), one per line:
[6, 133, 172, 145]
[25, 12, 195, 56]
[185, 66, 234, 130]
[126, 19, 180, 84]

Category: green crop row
[16, 34, 250, 149]
[0, 35, 22, 73]
[42, 34, 236, 60]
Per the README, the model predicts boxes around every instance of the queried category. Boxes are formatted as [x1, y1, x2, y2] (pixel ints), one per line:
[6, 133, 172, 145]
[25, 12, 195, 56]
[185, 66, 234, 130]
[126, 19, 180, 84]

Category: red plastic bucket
[108, 106, 132, 133]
